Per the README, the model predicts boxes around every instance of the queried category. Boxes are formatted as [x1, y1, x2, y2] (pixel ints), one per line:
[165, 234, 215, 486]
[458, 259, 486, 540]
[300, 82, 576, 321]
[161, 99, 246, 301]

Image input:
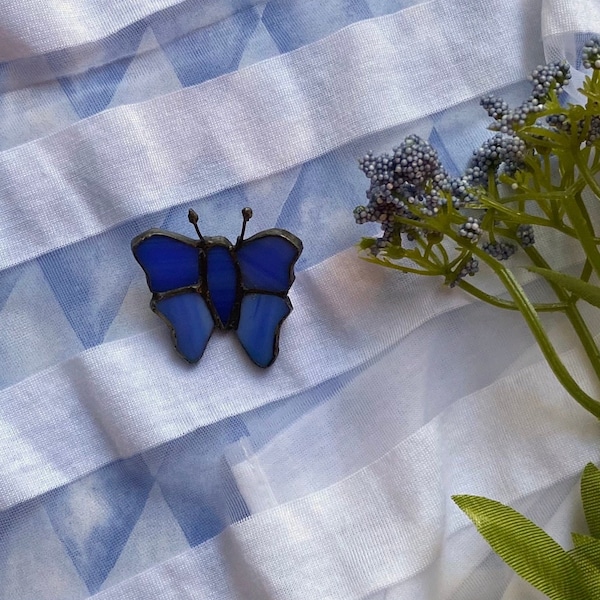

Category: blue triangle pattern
[0, 495, 42, 549]
[152, 416, 250, 547]
[43, 456, 154, 594]
[38, 217, 154, 349]
[151, 5, 260, 87]
[0, 263, 24, 314]
[262, 0, 371, 53]
[275, 152, 367, 269]
[0, 61, 8, 92]
[48, 21, 147, 119]
[242, 368, 357, 450]
[365, 0, 425, 16]
[428, 125, 460, 176]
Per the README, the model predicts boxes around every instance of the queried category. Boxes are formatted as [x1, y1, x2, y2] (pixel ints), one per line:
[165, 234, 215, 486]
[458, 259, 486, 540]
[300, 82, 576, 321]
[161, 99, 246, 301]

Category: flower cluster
[353, 40, 600, 292]
[481, 61, 570, 136]
[352, 60, 580, 283]
[464, 133, 526, 184]
[449, 258, 479, 288]
[353, 135, 451, 248]
[582, 36, 600, 70]
[545, 113, 600, 146]
[482, 241, 516, 260]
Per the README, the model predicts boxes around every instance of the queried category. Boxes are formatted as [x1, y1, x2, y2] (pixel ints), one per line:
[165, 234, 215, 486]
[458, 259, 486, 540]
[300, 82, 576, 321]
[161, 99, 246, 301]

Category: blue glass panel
[236, 294, 291, 367]
[154, 292, 214, 363]
[206, 245, 237, 327]
[237, 234, 299, 292]
[133, 234, 200, 293]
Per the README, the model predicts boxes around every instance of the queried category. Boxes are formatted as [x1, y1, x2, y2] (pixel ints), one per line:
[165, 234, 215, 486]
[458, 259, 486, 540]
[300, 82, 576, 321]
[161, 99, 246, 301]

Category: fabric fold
[0, 250, 471, 511]
[87, 349, 600, 600]
[0, 0, 541, 270]
[0, 0, 187, 61]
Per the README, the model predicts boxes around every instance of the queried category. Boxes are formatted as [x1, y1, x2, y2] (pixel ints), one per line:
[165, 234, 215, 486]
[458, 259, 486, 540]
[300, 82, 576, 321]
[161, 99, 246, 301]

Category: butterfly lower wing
[235, 294, 292, 368]
[132, 230, 200, 293]
[153, 292, 214, 363]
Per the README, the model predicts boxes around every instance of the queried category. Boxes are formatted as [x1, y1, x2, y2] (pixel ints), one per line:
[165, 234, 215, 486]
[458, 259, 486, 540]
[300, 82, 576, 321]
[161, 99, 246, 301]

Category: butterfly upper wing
[235, 230, 302, 367]
[132, 229, 200, 293]
[236, 230, 303, 292]
[132, 230, 214, 363]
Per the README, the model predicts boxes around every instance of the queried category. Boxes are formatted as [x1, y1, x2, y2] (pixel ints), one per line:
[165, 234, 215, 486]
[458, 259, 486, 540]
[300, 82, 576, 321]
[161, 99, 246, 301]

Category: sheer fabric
[0, 0, 599, 598]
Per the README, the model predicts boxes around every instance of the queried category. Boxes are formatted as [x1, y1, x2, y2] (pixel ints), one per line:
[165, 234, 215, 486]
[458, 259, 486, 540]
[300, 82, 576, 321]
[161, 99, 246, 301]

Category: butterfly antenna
[188, 209, 205, 242]
[237, 207, 253, 246]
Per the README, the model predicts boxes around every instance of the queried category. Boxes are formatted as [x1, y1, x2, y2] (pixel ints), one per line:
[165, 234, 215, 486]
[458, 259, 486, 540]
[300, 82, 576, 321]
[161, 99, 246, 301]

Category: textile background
[0, 0, 599, 598]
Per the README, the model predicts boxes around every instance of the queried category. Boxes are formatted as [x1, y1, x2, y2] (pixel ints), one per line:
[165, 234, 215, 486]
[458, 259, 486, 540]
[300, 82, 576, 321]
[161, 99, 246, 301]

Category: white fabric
[89, 351, 600, 600]
[0, 214, 591, 511]
[0, 0, 599, 599]
[0, 0, 186, 60]
[0, 251, 472, 510]
[0, 0, 541, 270]
[542, 0, 600, 37]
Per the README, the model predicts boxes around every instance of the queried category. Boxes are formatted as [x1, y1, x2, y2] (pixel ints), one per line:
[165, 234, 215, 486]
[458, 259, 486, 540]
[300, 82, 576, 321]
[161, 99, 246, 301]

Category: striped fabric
[0, 0, 598, 598]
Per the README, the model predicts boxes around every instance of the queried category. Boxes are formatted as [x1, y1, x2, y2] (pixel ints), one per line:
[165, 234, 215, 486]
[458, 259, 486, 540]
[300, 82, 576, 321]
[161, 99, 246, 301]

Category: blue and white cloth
[0, 0, 599, 598]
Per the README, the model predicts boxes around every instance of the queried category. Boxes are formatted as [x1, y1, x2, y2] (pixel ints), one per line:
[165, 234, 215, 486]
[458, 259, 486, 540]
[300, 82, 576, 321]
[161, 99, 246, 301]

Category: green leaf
[453, 495, 588, 600]
[582, 464, 600, 539]
[527, 267, 600, 308]
[572, 533, 599, 548]
[385, 245, 408, 260]
[358, 237, 376, 251]
[568, 534, 600, 595]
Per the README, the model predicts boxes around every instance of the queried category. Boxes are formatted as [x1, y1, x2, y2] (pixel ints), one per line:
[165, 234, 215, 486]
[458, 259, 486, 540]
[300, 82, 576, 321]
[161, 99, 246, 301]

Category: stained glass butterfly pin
[132, 208, 303, 368]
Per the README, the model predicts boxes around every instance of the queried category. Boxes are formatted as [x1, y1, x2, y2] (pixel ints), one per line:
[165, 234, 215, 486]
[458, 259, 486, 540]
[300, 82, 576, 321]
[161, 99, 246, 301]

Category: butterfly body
[132, 213, 302, 368]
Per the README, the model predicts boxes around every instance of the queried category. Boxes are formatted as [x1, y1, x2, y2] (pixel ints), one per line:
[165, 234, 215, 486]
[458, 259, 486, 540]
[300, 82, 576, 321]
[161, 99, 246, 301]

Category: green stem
[360, 256, 444, 276]
[480, 194, 572, 234]
[497, 267, 600, 418]
[521, 245, 600, 384]
[446, 233, 600, 417]
[457, 280, 568, 312]
[576, 157, 600, 200]
[543, 153, 552, 182]
[581, 259, 593, 283]
[592, 146, 600, 171]
[561, 191, 600, 279]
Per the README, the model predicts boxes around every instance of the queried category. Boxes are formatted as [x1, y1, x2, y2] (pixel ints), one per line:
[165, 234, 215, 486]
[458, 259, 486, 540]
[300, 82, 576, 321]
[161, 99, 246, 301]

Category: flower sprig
[354, 37, 600, 418]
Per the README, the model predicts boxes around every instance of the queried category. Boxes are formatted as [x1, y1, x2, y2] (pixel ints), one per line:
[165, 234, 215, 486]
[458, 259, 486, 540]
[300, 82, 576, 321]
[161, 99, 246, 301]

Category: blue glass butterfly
[132, 208, 303, 368]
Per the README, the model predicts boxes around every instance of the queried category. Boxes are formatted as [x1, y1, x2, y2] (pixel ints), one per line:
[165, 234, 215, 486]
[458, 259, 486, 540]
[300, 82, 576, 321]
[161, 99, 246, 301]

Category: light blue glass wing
[154, 292, 214, 363]
[235, 293, 291, 368]
[236, 231, 302, 292]
[206, 245, 238, 328]
[132, 231, 200, 293]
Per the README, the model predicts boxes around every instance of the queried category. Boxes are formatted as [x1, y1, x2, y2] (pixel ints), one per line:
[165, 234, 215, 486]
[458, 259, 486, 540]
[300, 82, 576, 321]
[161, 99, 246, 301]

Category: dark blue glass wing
[235, 293, 291, 368]
[236, 231, 302, 292]
[132, 231, 200, 293]
[206, 245, 238, 328]
[153, 292, 214, 363]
